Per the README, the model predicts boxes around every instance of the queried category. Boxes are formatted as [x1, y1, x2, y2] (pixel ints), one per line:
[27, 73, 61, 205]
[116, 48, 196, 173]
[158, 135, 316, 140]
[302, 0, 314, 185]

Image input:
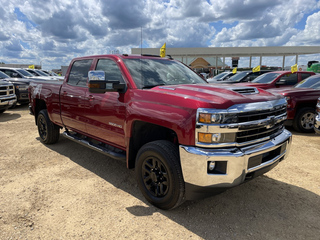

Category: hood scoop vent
[230, 87, 259, 95]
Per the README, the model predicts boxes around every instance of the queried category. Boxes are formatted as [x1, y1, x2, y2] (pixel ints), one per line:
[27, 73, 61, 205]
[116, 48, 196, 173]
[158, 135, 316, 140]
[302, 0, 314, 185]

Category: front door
[85, 58, 127, 148]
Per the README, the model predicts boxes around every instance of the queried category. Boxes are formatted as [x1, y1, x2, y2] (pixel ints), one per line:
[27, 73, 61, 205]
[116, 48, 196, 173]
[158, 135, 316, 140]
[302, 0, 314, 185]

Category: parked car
[42, 70, 64, 80]
[0, 71, 29, 105]
[213, 70, 272, 84]
[269, 75, 320, 133]
[207, 72, 234, 82]
[0, 67, 58, 81]
[0, 80, 16, 113]
[236, 71, 315, 89]
[314, 97, 320, 134]
[25, 68, 61, 81]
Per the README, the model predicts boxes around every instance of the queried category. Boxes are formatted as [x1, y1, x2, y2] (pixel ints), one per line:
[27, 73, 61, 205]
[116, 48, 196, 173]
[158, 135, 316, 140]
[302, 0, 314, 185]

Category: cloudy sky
[1, 0, 320, 70]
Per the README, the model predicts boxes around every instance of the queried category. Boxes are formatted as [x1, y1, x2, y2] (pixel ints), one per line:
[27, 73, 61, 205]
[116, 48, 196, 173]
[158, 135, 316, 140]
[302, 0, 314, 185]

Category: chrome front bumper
[0, 95, 17, 107]
[179, 129, 292, 198]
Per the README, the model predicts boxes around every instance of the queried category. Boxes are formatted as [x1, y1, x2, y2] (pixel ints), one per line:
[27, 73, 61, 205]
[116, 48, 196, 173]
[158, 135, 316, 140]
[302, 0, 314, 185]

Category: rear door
[85, 58, 127, 148]
[60, 59, 92, 134]
[275, 73, 298, 87]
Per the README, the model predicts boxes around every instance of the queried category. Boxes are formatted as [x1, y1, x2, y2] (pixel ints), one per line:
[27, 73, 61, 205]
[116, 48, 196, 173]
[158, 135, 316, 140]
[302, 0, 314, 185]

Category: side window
[279, 73, 298, 85]
[67, 59, 92, 87]
[95, 59, 125, 83]
[3, 70, 19, 78]
[301, 73, 312, 80]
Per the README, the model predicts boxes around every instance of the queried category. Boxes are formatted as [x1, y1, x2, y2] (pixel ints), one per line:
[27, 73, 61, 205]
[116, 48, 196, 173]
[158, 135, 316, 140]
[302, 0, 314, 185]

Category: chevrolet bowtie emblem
[266, 116, 276, 129]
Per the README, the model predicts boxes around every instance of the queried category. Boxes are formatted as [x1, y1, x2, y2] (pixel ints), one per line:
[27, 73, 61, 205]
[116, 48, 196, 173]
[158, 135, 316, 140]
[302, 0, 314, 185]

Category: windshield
[227, 72, 249, 82]
[16, 69, 34, 77]
[123, 58, 207, 89]
[212, 72, 229, 80]
[252, 72, 281, 83]
[35, 70, 49, 76]
[0, 71, 9, 79]
[49, 71, 59, 76]
[295, 76, 320, 89]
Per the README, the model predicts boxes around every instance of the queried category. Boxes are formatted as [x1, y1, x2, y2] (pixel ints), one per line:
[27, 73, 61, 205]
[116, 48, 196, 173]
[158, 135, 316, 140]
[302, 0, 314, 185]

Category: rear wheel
[293, 107, 315, 133]
[37, 109, 60, 144]
[135, 140, 185, 210]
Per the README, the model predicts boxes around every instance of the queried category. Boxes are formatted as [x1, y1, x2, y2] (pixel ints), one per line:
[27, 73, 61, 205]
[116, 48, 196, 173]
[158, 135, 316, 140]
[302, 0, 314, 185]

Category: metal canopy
[131, 46, 320, 69]
[132, 46, 320, 57]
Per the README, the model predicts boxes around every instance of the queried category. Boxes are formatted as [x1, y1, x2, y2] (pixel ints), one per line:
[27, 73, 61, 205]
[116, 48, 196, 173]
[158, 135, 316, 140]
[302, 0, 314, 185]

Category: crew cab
[29, 54, 292, 209]
[236, 71, 315, 89]
[269, 75, 320, 133]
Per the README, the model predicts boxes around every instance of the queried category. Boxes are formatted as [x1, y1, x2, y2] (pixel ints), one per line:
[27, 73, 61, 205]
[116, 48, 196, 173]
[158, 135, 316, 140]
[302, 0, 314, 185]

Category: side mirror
[88, 70, 126, 93]
[11, 73, 19, 78]
[242, 76, 250, 82]
[276, 79, 286, 85]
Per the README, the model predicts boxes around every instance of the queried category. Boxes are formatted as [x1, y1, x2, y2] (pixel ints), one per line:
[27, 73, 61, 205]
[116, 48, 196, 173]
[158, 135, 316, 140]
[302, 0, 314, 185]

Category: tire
[293, 107, 315, 133]
[135, 140, 185, 210]
[37, 109, 60, 144]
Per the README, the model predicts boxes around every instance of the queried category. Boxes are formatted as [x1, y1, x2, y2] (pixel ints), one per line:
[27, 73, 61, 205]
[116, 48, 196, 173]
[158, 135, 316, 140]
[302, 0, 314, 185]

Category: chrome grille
[196, 98, 288, 148]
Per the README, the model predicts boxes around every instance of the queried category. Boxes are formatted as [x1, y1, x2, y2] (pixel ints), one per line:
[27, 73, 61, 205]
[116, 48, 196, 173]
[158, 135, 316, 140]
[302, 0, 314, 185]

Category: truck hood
[234, 82, 271, 89]
[0, 80, 13, 86]
[269, 87, 320, 96]
[148, 83, 283, 109]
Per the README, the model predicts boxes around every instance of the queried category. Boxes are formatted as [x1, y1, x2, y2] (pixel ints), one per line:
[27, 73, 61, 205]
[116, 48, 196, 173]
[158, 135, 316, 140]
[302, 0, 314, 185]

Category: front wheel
[135, 140, 185, 210]
[293, 107, 315, 133]
[37, 109, 60, 144]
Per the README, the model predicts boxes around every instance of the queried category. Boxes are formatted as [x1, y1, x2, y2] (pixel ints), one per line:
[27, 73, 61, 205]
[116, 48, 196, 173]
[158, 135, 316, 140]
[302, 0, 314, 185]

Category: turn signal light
[198, 133, 212, 143]
[199, 113, 211, 123]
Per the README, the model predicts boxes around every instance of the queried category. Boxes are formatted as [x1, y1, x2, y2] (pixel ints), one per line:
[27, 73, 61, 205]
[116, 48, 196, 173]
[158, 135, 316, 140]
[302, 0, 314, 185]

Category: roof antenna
[140, 27, 142, 55]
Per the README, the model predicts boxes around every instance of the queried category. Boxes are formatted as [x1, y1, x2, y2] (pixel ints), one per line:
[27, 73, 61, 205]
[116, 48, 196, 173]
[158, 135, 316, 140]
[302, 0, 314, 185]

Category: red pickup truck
[269, 75, 320, 133]
[29, 54, 292, 209]
[235, 71, 315, 89]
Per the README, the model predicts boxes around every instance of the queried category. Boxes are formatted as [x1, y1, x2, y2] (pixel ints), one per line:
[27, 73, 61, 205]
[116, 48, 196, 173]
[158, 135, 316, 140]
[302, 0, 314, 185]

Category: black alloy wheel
[37, 109, 60, 144]
[135, 140, 185, 210]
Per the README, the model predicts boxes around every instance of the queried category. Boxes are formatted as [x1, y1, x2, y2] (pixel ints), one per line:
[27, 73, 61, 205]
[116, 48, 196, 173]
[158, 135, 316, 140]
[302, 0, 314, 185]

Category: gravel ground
[1, 104, 320, 240]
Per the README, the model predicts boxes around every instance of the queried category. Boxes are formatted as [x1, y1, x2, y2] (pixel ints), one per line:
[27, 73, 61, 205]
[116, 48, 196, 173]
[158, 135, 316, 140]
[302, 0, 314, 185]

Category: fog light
[208, 161, 216, 171]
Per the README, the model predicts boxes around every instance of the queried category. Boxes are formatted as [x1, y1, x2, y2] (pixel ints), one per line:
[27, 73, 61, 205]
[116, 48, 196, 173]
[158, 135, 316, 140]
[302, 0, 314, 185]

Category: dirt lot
[1, 104, 320, 240]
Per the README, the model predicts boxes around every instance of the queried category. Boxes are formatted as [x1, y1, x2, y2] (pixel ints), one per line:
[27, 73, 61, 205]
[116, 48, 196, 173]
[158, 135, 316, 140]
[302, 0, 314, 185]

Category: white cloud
[0, 0, 319, 69]
[287, 11, 320, 45]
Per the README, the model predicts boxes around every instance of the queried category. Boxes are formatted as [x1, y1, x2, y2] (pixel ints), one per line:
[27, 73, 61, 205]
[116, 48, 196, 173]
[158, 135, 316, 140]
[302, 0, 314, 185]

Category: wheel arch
[34, 99, 47, 125]
[127, 121, 179, 169]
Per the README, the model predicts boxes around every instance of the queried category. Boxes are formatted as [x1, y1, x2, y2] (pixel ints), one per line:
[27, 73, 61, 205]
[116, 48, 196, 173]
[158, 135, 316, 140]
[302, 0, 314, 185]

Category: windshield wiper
[142, 83, 166, 89]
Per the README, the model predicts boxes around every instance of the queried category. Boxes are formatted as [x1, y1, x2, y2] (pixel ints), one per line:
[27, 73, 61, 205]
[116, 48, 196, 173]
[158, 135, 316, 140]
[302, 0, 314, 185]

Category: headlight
[285, 96, 292, 108]
[198, 112, 237, 124]
[16, 84, 28, 90]
[199, 113, 221, 123]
